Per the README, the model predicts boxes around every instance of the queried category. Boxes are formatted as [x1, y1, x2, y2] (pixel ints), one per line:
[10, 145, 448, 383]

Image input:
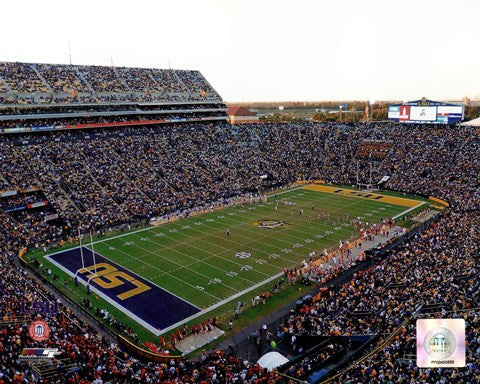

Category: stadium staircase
[112, 67, 132, 92]
[81, 159, 122, 209]
[22, 158, 85, 217]
[0, 73, 12, 92]
[30, 64, 54, 94]
[104, 142, 176, 202]
[31, 359, 78, 381]
[72, 67, 97, 101]
[58, 180, 87, 212]
[0, 171, 9, 187]
[171, 71, 195, 101]
[146, 71, 169, 99]
[399, 353, 416, 365]
[248, 126, 262, 146]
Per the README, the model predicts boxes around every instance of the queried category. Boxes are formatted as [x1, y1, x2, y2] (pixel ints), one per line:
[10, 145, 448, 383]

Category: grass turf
[30, 186, 424, 344]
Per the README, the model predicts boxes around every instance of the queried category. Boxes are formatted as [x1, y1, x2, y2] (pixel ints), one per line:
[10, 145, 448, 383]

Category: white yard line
[44, 252, 171, 336]
[78, 185, 307, 247]
[42, 186, 418, 336]
[115, 240, 242, 294]
[83, 243, 223, 302]
[121, 193, 362, 281]
[155, 271, 285, 336]
[128, 231, 270, 280]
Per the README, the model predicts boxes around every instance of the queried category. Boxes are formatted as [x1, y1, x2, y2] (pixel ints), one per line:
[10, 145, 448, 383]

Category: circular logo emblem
[254, 219, 286, 229]
[235, 252, 251, 259]
[423, 327, 456, 359]
[29, 320, 51, 342]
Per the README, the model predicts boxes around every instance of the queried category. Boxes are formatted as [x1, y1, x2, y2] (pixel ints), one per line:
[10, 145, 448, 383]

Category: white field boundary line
[159, 195, 391, 255]
[94, 190, 341, 281]
[138, 202, 363, 274]
[48, 189, 400, 299]
[43, 191, 335, 309]
[43, 191, 413, 337]
[141, 202, 406, 337]
[122, 197, 391, 297]
[44, 245, 292, 337]
[44, 247, 202, 308]
[95, 193, 363, 309]
[202, 195, 387, 243]
[157, 271, 285, 336]
[110, 240, 243, 295]
[59, 184, 384, 249]
[44, 246, 205, 302]
[106, 194, 364, 300]
[74, 185, 309, 248]
[159, 204, 425, 336]
[302, 184, 426, 206]
[121, 193, 373, 282]
[44, 253, 166, 336]
[139, 190, 371, 260]
[83, 243, 223, 303]
[105, 192, 398, 298]
[82, 243, 223, 302]
[392, 201, 426, 220]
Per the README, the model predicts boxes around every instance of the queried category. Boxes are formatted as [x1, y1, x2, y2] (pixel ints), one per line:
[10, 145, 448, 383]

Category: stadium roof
[460, 117, 480, 126]
[227, 106, 257, 116]
[391, 98, 463, 107]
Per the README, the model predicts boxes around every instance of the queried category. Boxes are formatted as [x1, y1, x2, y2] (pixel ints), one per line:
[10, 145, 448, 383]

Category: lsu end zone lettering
[79, 262, 151, 300]
[303, 185, 420, 207]
[45, 247, 200, 335]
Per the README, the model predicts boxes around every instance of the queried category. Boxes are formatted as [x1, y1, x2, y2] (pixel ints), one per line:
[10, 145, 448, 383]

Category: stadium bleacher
[0, 62, 479, 383]
[0, 62, 220, 104]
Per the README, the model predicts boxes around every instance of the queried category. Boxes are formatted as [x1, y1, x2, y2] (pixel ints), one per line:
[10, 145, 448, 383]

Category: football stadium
[1, 1, 480, 383]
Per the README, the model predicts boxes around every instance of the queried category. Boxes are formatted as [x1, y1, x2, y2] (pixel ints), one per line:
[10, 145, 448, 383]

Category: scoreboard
[388, 98, 464, 124]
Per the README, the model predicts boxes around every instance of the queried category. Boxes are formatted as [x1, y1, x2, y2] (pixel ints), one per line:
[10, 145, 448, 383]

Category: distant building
[227, 106, 259, 124]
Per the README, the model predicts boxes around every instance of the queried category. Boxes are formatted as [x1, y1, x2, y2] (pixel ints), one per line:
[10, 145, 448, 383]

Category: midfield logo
[254, 219, 287, 229]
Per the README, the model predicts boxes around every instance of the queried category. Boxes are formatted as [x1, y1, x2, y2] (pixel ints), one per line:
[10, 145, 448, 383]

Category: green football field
[62, 186, 414, 312]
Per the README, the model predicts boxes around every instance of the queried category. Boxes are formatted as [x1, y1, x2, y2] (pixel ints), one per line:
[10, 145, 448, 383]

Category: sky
[1, 0, 479, 102]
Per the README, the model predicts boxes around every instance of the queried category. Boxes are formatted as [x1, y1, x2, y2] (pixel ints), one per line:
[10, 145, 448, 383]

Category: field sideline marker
[392, 201, 426, 220]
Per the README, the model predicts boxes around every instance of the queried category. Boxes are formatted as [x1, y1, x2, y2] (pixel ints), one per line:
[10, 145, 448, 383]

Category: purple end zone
[47, 247, 200, 332]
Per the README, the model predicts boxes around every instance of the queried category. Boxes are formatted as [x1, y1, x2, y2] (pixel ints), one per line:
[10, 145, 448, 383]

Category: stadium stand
[0, 63, 479, 383]
[0, 62, 220, 104]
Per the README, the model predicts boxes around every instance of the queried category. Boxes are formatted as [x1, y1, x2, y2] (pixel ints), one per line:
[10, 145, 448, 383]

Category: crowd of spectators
[276, 209, 479, 381]
[331, 308, 480, 384]
[0, 62, 221, 105]
[1, 122, 478, 252]
[0, 120, 479, 382]
[0, 246, 286, 382]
